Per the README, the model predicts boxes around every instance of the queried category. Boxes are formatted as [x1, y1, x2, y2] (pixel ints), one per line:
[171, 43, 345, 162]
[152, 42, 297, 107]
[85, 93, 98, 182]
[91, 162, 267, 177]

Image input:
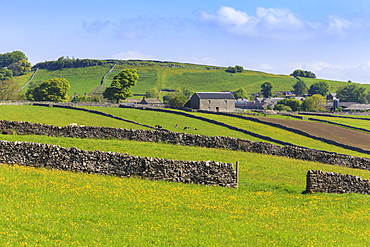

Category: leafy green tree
[277, 98, 302, 111]
[308, 81, 329, 96]
[168, 94, 188, 107]
[336, 84, 367, 103]
[7, 60, 32, 76]
[182, 87, 195, 98]
[0, 68, 13, 81]
[290, 69, 316, 78]
[274, 104, 292, 111]
[26, 78, 71, 102]
[233, 88, 248, 99]
[226, 66, 236, 73]
[0, 51, 28, 68]
[301, 94, 326, 112]
[261, 81, 273, 98]
[103, 69, 139, 103]
[226, 65, 244, 73]
[235, 65, 244, 73]
[0, 80, 23, 100]
[292, 79, 308, 96]
[145, 88, 160, 98]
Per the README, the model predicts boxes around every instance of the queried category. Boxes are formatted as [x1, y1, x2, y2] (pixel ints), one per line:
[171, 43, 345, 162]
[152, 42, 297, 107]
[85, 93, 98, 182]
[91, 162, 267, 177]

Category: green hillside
[14, 59, 369, 97]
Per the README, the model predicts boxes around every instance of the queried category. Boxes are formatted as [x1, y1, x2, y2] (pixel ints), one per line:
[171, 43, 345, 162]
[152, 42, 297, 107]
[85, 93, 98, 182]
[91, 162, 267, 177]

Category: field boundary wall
[0, 140, 237, 188]
[305, 170, 370, 194]
[1, 120, 370, 171]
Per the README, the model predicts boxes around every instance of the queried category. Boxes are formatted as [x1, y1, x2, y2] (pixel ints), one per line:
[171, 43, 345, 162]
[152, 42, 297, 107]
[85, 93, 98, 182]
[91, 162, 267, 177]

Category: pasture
[1, 105, 370, 246]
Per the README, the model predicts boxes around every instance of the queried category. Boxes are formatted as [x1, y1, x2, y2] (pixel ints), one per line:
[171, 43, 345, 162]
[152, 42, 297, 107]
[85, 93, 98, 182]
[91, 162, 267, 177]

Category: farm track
[256, 117, 370, 150]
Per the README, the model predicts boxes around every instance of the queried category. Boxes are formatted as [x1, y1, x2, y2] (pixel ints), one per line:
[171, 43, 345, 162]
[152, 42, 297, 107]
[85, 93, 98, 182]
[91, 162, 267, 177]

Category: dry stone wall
[1, 120, 370, 170]
[305, 170, 370, 194]
[0, 140, 237, 188]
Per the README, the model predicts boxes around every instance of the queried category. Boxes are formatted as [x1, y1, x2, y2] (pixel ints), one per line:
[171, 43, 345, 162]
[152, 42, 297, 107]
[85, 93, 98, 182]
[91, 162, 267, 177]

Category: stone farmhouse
[185, 92, 235, 112]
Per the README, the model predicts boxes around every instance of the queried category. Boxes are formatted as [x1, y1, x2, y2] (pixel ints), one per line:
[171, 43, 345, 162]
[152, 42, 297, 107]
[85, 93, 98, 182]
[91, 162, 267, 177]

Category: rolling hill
[13, 59, 370, 97]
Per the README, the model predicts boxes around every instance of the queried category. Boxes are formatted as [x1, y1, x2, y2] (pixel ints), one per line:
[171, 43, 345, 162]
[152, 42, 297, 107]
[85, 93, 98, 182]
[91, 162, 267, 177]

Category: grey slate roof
[196, 92, 235, 99]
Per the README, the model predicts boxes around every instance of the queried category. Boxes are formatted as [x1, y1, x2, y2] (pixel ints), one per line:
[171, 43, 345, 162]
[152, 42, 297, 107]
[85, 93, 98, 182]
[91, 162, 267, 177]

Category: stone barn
[185, 92, 235, 112]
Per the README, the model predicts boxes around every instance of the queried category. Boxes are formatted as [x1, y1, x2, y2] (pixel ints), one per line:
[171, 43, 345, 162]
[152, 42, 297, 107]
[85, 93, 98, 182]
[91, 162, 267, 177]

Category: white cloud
[112, 51, 155, 60]
[200, 6, 304, 38]
[327, 15, 352, 35]
[199, 6, 370, 40]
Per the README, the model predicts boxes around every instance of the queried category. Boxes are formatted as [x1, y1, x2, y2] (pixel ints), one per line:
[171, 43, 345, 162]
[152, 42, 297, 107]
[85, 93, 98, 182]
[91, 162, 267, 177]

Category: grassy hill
[13, 59, 370, 97]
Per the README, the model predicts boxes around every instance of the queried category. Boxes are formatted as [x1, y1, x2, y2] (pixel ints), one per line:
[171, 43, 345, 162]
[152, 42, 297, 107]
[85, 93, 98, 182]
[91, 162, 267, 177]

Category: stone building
[185, 92, 235, 112]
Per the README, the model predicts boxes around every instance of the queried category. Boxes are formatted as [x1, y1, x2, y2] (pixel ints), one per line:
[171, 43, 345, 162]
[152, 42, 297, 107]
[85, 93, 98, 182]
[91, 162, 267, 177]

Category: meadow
[1, 104, 370, 246]
[1, 134, 370, 246]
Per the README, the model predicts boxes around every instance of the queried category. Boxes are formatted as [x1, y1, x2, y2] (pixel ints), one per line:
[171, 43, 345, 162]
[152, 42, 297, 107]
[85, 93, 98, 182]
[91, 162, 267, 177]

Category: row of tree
[292, 79, 369, 103]
[274, 95, 326, 112]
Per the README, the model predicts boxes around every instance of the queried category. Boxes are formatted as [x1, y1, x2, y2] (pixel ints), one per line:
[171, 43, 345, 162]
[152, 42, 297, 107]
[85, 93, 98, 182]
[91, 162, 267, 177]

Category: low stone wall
[305, 170, 370, 194]
[0, 140, 237, 188]
[1, 120, 370, 170]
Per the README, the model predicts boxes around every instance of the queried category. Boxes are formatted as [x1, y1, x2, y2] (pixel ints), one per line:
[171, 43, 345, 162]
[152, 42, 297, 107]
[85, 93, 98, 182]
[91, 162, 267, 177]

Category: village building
[138, 97, 165, 108]
[185, 92, 235, 112]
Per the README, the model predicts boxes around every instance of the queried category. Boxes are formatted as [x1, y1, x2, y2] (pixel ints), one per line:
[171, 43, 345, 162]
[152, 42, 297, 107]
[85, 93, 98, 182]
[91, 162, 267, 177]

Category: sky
[2, 0, 370, 83]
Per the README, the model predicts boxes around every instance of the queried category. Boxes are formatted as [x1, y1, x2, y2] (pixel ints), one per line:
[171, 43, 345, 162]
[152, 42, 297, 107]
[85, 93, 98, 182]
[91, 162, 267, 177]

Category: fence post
[236, 161, 239, 189]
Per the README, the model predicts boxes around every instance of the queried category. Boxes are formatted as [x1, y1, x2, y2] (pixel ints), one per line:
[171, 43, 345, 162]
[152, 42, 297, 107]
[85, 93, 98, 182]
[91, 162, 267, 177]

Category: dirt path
[255, 117, 370, 150]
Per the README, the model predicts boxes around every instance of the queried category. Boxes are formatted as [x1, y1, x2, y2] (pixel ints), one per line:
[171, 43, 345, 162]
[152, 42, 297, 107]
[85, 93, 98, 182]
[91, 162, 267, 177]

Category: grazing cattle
[68, 123, 78, 127]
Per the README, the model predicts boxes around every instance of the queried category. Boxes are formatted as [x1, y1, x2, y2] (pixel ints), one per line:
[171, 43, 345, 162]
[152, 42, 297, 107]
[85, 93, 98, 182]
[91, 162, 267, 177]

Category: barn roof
[195, 92, 235, 100]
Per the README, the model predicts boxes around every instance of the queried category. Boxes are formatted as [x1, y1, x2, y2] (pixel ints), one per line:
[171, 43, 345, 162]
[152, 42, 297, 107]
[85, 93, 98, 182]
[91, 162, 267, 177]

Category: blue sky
[2, 0, 370, 83]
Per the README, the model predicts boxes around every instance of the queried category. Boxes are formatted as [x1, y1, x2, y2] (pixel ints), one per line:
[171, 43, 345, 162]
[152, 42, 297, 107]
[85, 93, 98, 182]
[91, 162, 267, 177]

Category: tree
[301, 94, 326, 112]
[336, 84, 367, 103]
[308, 81, 329, 96]
[103, 69, 139, 103]
[292, 79, 308, 96]
[145, 88, 160, 98]
[0, 80, 23, 100]
[225, 65, 243, 73]
[277, 98, 302, 111]
[233, 88, 248, 99]
[25, 78, 71, 102]
[7, 60, 32, 76]
[0, 51, 28, 68]
[261, 81, 273, 98]
[225, 66, 236, 73]
[168, 94, 188, 107]
[235, 65, 244, 73]
[290, 69, 316, 78]
[274, 104, 292, 111]
[0, 68, 13, 81]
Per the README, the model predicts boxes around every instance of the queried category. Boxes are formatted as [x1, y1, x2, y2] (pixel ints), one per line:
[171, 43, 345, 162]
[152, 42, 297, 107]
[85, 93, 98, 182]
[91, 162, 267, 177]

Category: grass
[298, 113, 370, 131]
[1, 134, 370, 246]
[0, 105, 149, 129]
[79, 106, 268, 142]
[14, 60, 370, 97]
[2, 104, 370, 245]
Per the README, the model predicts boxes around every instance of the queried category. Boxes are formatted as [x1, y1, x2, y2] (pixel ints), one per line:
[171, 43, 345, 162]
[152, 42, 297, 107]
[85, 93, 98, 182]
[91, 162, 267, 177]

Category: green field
[298, 114, 370, 131]
[13, 60, 370, 97]
[1, 135, 370, 246]
[1, 104, 370, 246]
